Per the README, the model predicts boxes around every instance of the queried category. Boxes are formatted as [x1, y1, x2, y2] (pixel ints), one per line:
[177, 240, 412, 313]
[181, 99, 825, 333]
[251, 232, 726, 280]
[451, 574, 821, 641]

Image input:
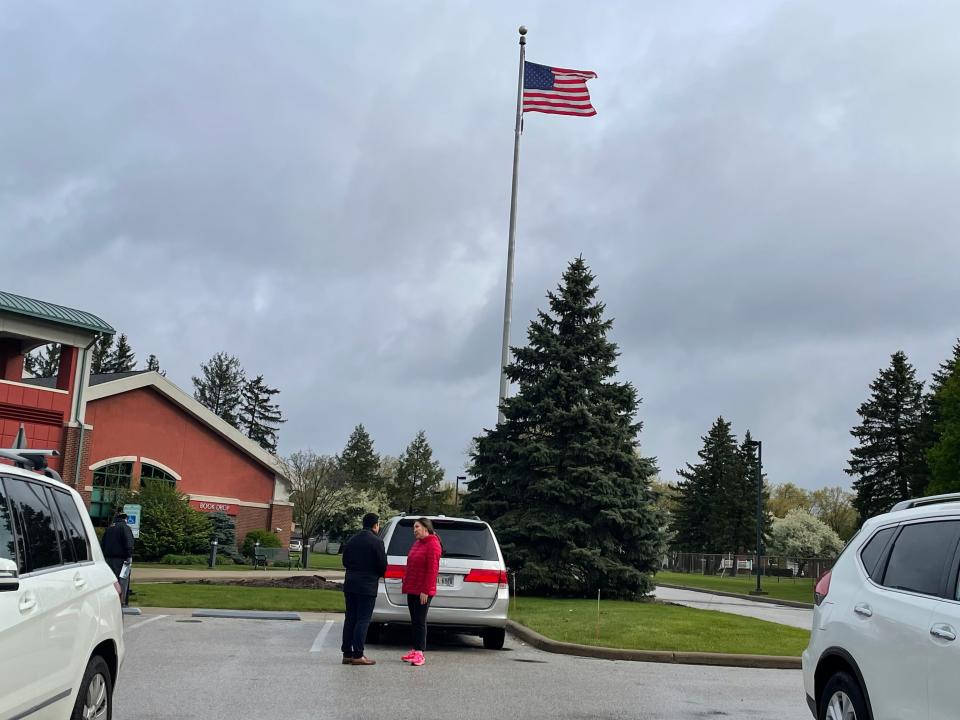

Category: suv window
[860, 527, 897, 579]
[387, 519, 498, 561]
[5, 478, 62, 573]
[50, 488, 90, 563]
[0, 480, 16, 566]
[882, 520, 960, 597]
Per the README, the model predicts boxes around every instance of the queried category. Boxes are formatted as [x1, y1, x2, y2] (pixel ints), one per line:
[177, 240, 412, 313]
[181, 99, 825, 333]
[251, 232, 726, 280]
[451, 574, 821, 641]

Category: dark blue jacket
[342, 529, 387, 596]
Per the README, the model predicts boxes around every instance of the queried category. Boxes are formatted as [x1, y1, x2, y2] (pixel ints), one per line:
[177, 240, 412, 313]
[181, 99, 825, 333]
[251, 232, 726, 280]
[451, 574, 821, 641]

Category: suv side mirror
[0, 558, 19, 592]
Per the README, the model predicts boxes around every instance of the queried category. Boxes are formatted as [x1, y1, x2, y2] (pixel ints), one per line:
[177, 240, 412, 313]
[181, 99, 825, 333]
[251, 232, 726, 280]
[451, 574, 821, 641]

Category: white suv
[0, 459, 125, 720]
[803, 493, 960, 720]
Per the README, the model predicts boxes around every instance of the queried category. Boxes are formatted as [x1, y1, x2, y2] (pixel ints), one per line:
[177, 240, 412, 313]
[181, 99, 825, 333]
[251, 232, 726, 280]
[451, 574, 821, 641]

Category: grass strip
[655, 571, 815, 604]
[131, 583, 345, 612]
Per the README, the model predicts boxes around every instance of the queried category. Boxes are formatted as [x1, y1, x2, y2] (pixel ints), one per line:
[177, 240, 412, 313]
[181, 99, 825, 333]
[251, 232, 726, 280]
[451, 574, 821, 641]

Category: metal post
[751, 441, 767, 595]
[455, 475, 465, 507]
[208, 539, 218, 568]
[497, 25, 527, 424]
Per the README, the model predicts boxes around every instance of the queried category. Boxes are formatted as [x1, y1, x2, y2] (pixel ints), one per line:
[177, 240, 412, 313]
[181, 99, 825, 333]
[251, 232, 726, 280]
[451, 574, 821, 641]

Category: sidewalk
[132, 567, 345, 582]
[653, 586, 812, 629]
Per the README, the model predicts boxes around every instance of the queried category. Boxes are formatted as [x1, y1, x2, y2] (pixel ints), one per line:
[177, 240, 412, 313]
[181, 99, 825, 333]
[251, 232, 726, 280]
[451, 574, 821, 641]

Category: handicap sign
[123, 503, 141, 539]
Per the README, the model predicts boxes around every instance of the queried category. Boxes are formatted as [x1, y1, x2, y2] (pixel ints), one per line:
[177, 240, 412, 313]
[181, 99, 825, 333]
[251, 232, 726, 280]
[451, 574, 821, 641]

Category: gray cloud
[3, 0, 959, 490]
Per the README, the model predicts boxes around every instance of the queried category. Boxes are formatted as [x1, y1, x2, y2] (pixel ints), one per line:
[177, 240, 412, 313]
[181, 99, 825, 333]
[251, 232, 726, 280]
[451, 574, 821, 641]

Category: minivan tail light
[385, 564, 406, 580]
[814, 571, 832, 606]
[465, 569, 508, 586]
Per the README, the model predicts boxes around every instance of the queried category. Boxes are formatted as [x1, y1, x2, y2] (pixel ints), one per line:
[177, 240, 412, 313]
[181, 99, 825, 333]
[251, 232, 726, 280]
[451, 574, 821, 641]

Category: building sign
[123, 504, 141, 539]
[190, 500, 240, 516]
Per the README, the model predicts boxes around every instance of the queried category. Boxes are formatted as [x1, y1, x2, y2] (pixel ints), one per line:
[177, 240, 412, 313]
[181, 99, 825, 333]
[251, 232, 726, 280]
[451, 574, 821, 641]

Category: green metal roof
[0, 290, 114, 335]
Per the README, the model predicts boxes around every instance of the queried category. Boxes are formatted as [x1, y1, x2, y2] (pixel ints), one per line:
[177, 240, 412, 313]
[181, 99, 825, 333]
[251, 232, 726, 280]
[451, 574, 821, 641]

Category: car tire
[482, 628, 506, 650]
[71, 654, 113, 720]
[819, 671, 868, 720]
[366, 622, 383, 644]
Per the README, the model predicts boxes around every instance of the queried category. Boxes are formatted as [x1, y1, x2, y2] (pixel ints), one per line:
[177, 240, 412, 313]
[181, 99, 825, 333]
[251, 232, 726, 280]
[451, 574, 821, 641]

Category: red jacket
[402, 534, 442, 596]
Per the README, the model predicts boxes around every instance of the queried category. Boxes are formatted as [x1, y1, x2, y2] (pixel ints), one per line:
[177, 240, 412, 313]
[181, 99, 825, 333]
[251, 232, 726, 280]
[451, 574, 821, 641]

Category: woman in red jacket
[400, 518, 442, 666]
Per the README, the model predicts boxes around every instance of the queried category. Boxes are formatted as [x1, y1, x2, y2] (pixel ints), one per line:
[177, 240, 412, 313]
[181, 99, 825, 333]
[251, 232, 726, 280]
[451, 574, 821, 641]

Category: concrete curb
[506, 620, 801, 670]
[656, 583, 814, 609]
[192, 609, 301, 621]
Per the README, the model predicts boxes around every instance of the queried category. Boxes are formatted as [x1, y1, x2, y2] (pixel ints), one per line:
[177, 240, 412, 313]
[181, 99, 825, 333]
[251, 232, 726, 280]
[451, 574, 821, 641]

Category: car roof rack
[890, 493, 960, 512]
[0, 448, 64, 483]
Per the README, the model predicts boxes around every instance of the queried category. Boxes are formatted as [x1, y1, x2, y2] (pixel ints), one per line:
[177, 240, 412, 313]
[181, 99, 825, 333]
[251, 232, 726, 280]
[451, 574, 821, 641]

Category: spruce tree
[192, 352, 245, 428]
[390, 431, 445, 514]
[926, 367, 960, 495]
[339, 424, 381, 491]
[731, 432, 764, 554]
[145, 354, 164, 375]
[465, 257, 662, 599]
[90, 333, 113, 374]
[107, 333, 136, 372]
[672, 417, 741, 553]
[238, 375, 285, 452]
[847, 351, 928, 520]
[28, 344, 61, 377]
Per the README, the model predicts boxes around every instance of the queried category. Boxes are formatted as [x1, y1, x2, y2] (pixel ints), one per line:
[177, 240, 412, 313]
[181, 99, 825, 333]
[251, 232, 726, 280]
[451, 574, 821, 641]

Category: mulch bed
[174, 575, 343, 591]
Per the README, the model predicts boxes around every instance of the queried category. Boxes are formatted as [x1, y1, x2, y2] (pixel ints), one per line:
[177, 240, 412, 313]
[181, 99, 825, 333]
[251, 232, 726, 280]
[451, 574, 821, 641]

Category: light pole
[747, 440, 766, 596]
[455, 476, 466, 508]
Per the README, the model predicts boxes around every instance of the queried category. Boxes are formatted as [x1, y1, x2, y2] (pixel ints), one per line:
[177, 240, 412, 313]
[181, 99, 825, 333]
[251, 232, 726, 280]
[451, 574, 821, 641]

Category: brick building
[0, 291, 292, 546]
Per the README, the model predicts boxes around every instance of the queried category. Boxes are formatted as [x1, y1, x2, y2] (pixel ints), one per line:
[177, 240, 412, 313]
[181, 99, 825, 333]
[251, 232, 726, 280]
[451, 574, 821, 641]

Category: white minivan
[0, 460, 125, 720]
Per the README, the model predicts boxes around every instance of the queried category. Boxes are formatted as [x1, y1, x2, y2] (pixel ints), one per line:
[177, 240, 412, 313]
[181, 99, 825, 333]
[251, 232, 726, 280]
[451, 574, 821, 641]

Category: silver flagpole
[498, 25, 527, 424]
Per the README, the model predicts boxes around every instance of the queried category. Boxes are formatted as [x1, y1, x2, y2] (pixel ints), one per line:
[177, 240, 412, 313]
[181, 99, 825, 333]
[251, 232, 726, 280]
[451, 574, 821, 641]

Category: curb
[506, 620, 801, 670]
[192, 609, 301, 621]
[656, 583, 814, 609]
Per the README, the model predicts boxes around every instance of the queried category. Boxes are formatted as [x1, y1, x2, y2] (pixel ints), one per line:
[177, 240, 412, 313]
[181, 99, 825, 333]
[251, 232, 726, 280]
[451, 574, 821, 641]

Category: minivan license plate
[437, 574, 454, 587]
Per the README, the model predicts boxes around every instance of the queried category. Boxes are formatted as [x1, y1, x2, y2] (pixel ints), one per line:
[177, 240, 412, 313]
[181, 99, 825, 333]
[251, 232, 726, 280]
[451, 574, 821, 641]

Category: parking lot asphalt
[653, 586, 814, 629]
[117, 613, 810, 720]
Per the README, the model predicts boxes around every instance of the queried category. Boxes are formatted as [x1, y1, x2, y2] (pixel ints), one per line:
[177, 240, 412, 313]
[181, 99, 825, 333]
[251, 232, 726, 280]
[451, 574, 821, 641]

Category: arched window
[90, 462, 133, 524]
[140, 463, 177, 489]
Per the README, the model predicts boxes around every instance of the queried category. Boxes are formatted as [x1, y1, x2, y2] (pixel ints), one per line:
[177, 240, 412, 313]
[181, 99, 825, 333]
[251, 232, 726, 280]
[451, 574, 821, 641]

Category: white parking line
[125, 614, 168, 632]
[310, 620, 336, 653]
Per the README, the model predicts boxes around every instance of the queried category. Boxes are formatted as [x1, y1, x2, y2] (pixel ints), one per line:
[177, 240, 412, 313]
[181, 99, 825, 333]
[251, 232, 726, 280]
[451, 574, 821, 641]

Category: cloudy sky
[3, 1, 959, 490]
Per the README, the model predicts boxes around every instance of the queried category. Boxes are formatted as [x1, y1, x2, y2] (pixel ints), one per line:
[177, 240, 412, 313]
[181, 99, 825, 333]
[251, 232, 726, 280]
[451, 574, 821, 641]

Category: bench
[253, 547, 302, 569]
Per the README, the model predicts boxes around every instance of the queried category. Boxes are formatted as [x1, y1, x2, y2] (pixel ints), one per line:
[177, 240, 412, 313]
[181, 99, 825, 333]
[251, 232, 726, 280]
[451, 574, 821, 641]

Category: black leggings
[407, 594, 432, 651]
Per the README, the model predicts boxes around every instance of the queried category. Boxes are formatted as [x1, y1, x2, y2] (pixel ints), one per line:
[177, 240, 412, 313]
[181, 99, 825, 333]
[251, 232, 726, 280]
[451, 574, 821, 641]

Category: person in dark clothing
[340, 513, 387, 666]
[101, 513, 135, 579]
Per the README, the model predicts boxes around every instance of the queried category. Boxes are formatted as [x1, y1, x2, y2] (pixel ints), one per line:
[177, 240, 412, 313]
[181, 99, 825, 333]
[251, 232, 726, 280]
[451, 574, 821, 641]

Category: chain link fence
[662, 551, 835, 580]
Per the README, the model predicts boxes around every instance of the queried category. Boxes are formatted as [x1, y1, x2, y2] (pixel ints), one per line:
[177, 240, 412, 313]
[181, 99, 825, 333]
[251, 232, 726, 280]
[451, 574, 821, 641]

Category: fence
[662, 551, 835, 580]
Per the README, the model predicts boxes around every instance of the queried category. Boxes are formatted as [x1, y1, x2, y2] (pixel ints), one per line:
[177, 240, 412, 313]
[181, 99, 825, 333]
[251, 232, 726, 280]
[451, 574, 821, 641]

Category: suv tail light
[465, 569, 508, 587]
[113, 580, 123, 598]
[814, 571, 832, 606]
[385, 564, 406, 580]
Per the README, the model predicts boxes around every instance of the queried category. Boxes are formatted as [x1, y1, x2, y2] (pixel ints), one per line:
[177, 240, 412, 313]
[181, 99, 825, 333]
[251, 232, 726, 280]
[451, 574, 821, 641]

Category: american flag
[523, 61, 597, 117]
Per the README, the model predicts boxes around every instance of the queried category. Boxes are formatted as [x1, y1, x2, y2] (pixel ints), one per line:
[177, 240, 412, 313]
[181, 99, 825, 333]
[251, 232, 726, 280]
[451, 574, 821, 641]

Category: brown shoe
[342, 654, 353, 665]
[351, 656, 376, 666]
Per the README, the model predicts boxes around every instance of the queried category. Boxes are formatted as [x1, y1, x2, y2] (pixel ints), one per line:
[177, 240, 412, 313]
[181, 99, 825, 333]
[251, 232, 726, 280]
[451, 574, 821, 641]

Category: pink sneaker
[401, 650, 417, 662]
[410, 651, 425, 666]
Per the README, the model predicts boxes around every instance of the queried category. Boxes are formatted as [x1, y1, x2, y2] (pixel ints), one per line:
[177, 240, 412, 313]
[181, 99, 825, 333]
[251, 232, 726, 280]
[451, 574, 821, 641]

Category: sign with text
[123, 504, 141, 539]
[190, 500, 240, 516]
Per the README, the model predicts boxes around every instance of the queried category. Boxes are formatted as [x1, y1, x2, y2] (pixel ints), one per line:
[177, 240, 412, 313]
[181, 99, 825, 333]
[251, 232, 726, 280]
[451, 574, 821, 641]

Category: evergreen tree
[27, 344, 61, 377]
[192, 352, 245, 428]
[847, 351, 928, 521]
[90, 333, 113, 374]
[108, 333, 136, 373]
[465, 257, 662, 599]
[390, 431, 445, 514]
[926, 367, 960, 495]
[145, 354, 165, 376]
[920, 339, 960, 471]
[238, 375, 285, 452]
[339, 424, 381, 491]
[730, 432, 764, 554]
[672, 417, 741, 553]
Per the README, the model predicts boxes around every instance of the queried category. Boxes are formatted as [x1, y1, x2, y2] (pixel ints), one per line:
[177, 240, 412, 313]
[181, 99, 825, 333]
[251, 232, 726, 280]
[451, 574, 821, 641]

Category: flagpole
[498, 25, 526, 424]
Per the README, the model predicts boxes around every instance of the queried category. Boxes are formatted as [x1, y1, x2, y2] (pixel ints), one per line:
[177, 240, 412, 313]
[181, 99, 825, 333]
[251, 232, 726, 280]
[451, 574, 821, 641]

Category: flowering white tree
[769, 509, 844, 574]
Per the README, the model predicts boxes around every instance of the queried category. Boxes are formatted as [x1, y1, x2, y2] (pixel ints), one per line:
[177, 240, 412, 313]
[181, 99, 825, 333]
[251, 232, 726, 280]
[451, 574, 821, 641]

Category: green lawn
[132, 552, 344, 572]
[308, 553, 344, 571]
[655, 571, 815, 605]
[131, 583, 345, 612]
[511, 597, 809, 656]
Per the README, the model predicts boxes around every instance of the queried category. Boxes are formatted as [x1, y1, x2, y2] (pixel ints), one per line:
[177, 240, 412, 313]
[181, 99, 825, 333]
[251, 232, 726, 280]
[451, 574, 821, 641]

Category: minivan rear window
[387, 519, 498, 561]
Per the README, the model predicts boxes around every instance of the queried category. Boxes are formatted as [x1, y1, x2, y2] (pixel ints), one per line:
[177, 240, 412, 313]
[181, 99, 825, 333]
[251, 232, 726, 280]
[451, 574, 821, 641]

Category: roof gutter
[72, 335, 98, 488]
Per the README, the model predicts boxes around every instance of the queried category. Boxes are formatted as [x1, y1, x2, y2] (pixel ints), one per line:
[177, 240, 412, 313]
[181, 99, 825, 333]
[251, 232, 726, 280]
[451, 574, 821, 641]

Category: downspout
[73, 336, 98, 488]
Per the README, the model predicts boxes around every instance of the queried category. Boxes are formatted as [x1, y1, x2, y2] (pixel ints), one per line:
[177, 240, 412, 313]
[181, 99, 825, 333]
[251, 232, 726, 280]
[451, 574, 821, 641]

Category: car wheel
[366, 622, 382, 644]
[819, 671, 868, 720]
[71, 655, 113, 720]
[482, 628, 506, 650]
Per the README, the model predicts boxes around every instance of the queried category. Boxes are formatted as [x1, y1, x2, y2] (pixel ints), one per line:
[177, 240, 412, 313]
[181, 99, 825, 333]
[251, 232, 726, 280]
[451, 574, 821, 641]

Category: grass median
[655, 571, 815, 604]
[133, 553, 345, 572]
[130, 583, 345, 612]
[511, 597, 810, 656]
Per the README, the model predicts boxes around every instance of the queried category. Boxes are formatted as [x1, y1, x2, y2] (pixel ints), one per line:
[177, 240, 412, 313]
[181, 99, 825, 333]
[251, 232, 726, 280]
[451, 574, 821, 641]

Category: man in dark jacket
[340, 513, 387, 666]
[101, 513, 135, 579]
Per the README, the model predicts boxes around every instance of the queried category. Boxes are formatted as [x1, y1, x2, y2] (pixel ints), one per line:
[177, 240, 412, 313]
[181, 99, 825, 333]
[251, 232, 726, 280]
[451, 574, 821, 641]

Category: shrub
[160, 553, 231, 566]
[241, 529, 281, 557]
[136, 482, 212, 560]
[208, 511, 236, 547]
